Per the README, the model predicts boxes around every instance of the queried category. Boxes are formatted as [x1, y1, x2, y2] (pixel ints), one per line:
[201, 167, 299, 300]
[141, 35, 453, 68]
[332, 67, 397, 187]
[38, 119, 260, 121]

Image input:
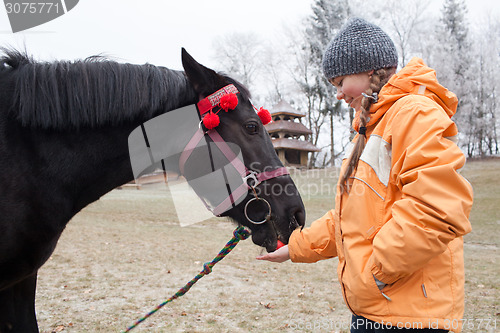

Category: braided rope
[123, 226, 251, 332]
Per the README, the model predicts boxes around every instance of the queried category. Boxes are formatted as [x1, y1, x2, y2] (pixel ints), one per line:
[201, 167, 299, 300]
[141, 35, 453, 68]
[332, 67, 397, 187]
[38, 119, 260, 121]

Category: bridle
[178, 84, 289, 224]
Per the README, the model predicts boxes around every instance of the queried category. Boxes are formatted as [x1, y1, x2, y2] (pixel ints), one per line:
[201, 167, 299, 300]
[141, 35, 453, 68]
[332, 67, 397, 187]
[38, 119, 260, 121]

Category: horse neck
[35, 77, 198, 216]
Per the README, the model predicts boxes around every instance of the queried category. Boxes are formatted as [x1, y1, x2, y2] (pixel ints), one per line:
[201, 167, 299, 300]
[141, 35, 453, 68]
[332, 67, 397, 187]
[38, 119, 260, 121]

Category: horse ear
[181, 48, 219, 97]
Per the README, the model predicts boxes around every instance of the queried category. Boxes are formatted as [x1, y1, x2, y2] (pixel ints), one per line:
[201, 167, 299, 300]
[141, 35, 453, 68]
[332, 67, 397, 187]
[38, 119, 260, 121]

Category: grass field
[36, 159, 499, 332]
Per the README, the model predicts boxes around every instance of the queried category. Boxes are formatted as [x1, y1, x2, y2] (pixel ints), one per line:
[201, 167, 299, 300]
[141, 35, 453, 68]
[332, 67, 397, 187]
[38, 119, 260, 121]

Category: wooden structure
[264, 101, 320, 167]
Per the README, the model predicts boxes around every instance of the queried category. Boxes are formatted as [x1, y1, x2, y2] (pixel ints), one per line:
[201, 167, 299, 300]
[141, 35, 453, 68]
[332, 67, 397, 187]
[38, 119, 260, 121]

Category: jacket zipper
[339, 261, 357, 314]
[337, 193, 357, 315]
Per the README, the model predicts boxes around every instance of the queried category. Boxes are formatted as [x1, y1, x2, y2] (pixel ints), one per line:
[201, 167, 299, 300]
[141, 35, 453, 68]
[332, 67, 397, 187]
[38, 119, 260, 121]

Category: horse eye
[244, 122, 259, 134]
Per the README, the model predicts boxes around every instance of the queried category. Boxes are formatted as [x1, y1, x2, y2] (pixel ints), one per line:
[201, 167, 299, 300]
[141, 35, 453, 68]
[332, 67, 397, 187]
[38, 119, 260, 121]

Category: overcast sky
[1, 0, 498, 71]
[0, 0, 311, 69]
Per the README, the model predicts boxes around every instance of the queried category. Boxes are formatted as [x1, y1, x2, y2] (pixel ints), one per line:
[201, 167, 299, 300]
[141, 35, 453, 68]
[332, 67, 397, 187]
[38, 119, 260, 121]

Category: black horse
[0, 48, 305, 332]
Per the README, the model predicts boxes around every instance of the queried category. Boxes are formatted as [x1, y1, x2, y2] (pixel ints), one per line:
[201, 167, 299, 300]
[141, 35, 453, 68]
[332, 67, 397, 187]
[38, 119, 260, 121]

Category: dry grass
[36, 159, 499, 332]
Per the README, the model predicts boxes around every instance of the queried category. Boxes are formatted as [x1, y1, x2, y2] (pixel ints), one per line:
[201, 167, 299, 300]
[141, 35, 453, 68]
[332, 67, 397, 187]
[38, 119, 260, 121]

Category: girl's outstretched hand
[256, 245, 290, 263]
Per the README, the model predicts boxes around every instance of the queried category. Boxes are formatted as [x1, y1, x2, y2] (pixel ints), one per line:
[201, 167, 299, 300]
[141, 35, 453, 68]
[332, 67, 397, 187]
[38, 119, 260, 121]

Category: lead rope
[123, 226, 251, 332]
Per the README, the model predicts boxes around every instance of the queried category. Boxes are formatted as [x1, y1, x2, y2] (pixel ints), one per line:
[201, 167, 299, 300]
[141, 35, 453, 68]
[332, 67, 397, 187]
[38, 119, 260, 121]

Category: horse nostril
[297, 209, 306, 227]
[291, 208, 306, 230]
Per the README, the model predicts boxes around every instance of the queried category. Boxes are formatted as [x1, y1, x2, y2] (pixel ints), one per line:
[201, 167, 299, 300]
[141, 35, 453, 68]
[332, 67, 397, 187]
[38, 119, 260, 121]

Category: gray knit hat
[322, 17, 398, 80]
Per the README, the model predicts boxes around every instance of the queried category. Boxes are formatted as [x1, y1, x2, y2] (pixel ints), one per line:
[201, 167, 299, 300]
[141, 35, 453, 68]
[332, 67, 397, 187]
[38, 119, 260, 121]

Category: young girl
[258, 18, 473, 333]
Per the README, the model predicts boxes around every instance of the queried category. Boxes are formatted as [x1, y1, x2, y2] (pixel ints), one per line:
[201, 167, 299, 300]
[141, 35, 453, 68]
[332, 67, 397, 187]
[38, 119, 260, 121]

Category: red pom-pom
[219, 93, 238, 111]
[258, 107, 272, 125]
[276, 240, 285, 250]
[203, 112, 220, 129]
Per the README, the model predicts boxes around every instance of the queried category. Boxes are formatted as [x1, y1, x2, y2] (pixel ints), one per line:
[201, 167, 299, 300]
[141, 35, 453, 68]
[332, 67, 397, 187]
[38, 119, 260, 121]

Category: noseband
[179, 84, 289, 224]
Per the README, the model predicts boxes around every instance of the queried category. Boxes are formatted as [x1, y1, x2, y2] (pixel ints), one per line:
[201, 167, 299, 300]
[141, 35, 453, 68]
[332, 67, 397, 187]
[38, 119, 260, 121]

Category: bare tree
[431, 0, 477, 156]
[385, 0, 433, 66]
[301, 0, 350, 167]
[212, 32, 263, 90]
[284, 28, 328, 164]
[470, 18, 500, 156]
[259, 39, 294, 107]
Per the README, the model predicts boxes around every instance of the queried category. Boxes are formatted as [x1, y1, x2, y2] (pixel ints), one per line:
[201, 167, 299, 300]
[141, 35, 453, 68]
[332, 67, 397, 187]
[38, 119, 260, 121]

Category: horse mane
[0, 48, 197, 129]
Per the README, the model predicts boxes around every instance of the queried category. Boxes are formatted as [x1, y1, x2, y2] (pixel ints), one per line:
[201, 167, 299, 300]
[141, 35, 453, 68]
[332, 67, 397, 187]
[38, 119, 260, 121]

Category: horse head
[180, 49, 306, 252]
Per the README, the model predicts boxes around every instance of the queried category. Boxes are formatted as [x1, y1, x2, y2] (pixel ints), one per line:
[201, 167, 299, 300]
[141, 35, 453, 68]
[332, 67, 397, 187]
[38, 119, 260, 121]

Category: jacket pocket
[378, 268, 425, 317]
[343, 257, 389, 316]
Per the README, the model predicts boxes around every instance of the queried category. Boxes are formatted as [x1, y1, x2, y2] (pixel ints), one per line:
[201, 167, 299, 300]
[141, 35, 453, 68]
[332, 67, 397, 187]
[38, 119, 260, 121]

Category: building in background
[264, 101, 320, 168]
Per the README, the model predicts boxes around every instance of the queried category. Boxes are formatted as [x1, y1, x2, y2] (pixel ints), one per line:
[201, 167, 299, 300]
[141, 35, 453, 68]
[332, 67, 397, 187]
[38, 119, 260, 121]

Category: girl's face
[330, 70, 373, 111]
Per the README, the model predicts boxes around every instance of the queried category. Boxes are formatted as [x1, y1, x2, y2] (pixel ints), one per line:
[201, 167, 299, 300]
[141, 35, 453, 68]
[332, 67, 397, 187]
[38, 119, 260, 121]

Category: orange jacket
[289, 58, 473, 332]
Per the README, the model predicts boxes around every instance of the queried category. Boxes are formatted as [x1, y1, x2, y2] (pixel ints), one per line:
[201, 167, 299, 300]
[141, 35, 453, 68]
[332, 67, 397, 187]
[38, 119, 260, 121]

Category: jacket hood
[353, 57, 458, 132]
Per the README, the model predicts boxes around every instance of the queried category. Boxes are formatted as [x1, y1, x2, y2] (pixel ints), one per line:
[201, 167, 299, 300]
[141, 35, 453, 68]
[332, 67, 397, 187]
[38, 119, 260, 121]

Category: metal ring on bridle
[243, 171, 260, 189]
[244, 197, 271, 225]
